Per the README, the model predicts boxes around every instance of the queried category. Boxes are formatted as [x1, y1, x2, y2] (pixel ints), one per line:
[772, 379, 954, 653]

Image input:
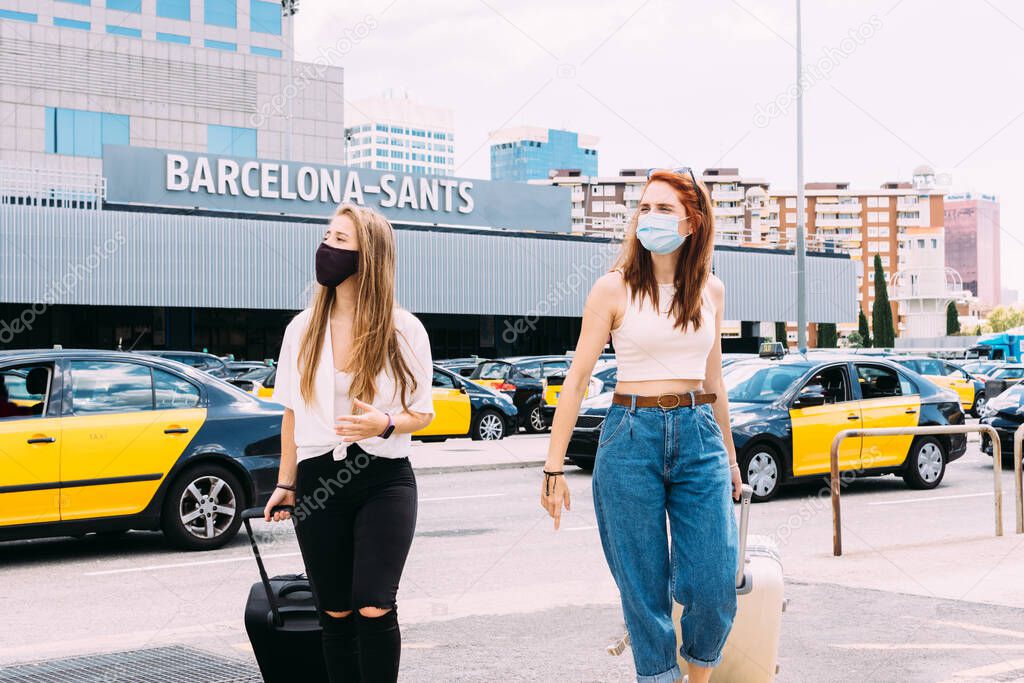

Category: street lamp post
[281, 0, 298, 162]
[795, 0, 808, 353]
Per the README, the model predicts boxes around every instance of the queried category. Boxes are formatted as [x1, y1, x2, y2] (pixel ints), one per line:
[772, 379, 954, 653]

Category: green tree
[946, 301, 961, 335]
[817, 322, 838, 348]
[847, 331, 865, 348]
[871, 254, 895, 347]
[987, 305, 1024, 333]
[858, 309, 872, 348]
[775, 321, 787, 344]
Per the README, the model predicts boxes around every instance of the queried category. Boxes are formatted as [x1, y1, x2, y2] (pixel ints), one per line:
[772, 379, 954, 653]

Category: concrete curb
[413, 460, 546, 475]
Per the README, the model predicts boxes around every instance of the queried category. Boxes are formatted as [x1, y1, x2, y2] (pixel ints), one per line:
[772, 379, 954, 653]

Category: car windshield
[996, 383, 1024, 403]
[993, 367, 1024, 380]
[472, 362, 510, 380]
[235, 367, 273, 381]
[725, 362, 811, 403]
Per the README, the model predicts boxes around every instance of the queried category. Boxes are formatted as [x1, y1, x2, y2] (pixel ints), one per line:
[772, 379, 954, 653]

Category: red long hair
[612, 170, 715, 331]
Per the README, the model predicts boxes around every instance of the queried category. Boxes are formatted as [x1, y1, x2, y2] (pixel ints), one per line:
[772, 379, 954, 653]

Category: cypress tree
[871, 254, 895, 347]
[775, 321, 787, 344]
[858, 309, 871, 348]
[946, 301, 961, 335]
[817, 323, 837, 348]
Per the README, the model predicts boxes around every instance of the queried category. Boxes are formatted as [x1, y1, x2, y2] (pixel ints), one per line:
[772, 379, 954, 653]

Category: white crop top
[611, 282, 716, 382]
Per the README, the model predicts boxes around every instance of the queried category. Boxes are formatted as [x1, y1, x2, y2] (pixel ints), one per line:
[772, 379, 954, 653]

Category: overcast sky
[294, 0, 1022, 298]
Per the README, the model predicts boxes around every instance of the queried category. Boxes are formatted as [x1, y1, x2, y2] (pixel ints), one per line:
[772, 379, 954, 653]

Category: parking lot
[3, 427, 1024, 682]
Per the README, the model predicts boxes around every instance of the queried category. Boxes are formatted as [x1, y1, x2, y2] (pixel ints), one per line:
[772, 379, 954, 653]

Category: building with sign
[0, 3, 344, 179]
[345, 93, 455, 177]
[489, 127, 598, 183]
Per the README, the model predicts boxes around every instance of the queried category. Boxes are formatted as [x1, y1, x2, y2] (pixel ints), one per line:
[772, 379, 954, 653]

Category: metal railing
[1013, 424, 1024, 534]
[829, 424, 1017, 557]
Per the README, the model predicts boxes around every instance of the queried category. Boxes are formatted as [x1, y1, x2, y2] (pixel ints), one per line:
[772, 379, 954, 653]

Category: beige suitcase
[673, 484, 785, 682]
[607, 486, 785, 681]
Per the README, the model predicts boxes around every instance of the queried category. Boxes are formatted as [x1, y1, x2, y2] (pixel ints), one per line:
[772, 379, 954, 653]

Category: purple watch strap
[378, 412, 394, 438]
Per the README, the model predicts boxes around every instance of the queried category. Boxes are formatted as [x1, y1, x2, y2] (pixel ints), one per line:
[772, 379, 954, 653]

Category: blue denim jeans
[592, 399, 738, 682]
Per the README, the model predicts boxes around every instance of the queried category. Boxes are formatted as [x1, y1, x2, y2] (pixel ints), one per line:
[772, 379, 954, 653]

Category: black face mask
[315, 243, 359, 288]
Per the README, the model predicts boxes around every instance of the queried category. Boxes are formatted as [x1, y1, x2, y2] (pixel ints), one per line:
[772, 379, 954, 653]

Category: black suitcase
[242, 507, 329, 683]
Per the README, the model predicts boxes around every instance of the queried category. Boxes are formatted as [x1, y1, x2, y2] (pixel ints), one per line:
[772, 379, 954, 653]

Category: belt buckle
[656, 393, 681, 410]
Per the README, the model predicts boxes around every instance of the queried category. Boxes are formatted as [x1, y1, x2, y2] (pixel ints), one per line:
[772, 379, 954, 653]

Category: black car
[567, 355, 967, 501]
[436, 357, 484, 378]
[0, 349, 282, 549]
[134, 350, 231, 379]
[468, 355, 570, 432]
[225, 361, 274, 379]
[979, 382, 1024, 462]
[228, 365, 276, 393]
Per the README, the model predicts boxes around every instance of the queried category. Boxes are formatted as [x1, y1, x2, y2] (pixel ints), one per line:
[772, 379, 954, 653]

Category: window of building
[204, 0, 236, 27]
[156, 0, 189, 20]
[877, 197, 890, 207]
[204, 39, 237, 51]
[786, 197, 796, 207]
[57, 0, 90, 5]
[107, 25, 141, 36]
[106, 0, 141, 11]
[54, 17, 90, 29]
[0, 8, 37, 21]
[207, 125, 256, 156]
[157, 32, 190, 43]
[45, 108, 129, 157]
[250, 0, 281, 34]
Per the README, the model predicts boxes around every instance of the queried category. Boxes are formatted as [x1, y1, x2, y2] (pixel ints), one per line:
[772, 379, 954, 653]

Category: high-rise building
[345, 93, 454, 176]
[772, 167, 961, 338]
[944, 193, 1001, 307]
[0, 0, 344, 172]
[489, 127, 597, 182]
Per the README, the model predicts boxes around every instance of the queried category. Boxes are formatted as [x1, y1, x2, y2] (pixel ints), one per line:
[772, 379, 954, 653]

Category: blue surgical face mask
[636, 212, 686, 254]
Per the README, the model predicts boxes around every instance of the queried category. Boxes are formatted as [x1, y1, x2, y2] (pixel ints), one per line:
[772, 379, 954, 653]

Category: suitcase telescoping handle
[242, 505, 295, 627]
[736, 484, 753, 589]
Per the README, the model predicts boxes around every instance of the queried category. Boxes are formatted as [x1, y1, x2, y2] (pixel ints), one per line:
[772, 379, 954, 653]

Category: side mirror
[793, 390, 827, 409]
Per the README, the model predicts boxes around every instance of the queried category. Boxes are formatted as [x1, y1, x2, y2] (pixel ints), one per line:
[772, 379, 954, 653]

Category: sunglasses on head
[646, 167, 706, 214]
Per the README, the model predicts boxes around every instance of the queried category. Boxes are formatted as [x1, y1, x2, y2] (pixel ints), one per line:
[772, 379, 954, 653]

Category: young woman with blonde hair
[264, 204, 434, 683]
[541, 169, 742, 683]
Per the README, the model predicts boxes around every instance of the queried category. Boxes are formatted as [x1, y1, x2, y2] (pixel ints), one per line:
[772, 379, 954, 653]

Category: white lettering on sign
[162, 154, 476, 217]
[166, 154, 189, 191]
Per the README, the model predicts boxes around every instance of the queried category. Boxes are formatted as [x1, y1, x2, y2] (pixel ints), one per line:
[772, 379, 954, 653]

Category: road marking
[419, 493, 506, 502]
[83, 551, 302, 576]
[866, 491, 999, 506]
[941, 657, 1024, 681]
[930, 619, 1024, 640]
[832, 643, 1024, 651]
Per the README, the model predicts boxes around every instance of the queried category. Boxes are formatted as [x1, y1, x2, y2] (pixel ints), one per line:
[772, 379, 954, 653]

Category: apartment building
[345, 93, 455, 177]
[944, 192, 1001, 308]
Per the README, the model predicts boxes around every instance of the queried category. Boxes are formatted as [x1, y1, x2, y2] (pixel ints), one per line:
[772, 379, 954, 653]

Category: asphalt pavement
[2, 430, 1024, 682]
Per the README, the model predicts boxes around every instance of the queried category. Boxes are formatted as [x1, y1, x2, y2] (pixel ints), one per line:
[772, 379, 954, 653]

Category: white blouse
[271, 307, 435, 463]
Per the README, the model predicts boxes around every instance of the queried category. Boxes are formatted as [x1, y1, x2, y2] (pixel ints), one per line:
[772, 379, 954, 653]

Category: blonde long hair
[296, 204, 418, 411]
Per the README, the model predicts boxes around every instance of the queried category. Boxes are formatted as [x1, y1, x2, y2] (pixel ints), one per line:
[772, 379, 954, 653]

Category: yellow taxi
[413, 366, 517, 441]
[890, 356, 987, 417]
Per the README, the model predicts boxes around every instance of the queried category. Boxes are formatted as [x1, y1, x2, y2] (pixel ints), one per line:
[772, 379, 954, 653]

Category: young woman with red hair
[541, 169, 742, 683]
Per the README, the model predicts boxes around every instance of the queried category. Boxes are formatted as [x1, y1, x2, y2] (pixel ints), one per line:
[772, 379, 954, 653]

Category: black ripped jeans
[293, 444, 417, 683]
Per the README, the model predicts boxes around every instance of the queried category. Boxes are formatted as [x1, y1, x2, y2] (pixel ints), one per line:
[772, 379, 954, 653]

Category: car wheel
[742, 446, 782, 502]
[161, 463, 245, 551]
[525, 404, 548, 433]
[902, 436, 946, 490]
[971, 393, 987, 418]
[472, 409, 506, 441]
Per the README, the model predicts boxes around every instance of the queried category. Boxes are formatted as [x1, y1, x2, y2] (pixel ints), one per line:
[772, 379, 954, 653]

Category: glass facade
[107, 25, 142, 37]
[490, 129, 598, 182]
[0, 9, 37, 21]
[54, 17, 90, 29]
[250, 0, 281, 35]
[45, 108, 130, 157]
[204, 0, 236, 27]
[204, 39, 237, 51]
[156, 0, 189, 20]
[207, 124, 256, 157]
[157, 32, 190, 44]
[106, 0, 141, 11]
[251, 46, 282, 57]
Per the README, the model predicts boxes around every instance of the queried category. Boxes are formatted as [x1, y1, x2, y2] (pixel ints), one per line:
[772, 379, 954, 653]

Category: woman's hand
[540, 471, 571, 530]
[263, 487, 296, 522]
[729, 462, 743, 501]
[336, 398, 389, 442]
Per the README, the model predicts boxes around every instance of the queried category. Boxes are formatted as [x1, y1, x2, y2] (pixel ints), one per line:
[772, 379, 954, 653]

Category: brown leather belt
[612, 392, 717, 409]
